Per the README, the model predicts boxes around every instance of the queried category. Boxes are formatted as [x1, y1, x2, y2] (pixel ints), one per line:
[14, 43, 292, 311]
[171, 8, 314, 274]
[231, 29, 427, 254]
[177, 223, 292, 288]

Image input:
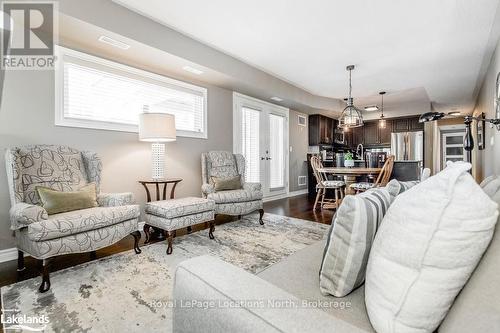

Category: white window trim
[54, 46, 208, 139]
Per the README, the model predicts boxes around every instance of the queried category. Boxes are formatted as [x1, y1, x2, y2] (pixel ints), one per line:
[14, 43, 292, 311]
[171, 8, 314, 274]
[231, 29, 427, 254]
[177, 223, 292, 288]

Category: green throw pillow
[210, 176, 242, 191]
[36, 183, 98, 215]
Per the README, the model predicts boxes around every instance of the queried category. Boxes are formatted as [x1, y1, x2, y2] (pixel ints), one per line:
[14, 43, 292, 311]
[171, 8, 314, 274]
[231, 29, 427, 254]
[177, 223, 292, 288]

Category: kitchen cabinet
[351, 126, 364, 147]
[392, 118, 410, 132]
[408, 117, 424, 131]
[391, 116, 424, 133]
[309, 114, 335, 145]
[363, 121, 379, 145]
[378, 121, 392, 145]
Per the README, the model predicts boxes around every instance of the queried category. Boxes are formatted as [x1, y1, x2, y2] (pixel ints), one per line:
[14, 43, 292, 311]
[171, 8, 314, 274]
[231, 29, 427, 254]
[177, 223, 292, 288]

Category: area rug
[1, 213, 328, 332]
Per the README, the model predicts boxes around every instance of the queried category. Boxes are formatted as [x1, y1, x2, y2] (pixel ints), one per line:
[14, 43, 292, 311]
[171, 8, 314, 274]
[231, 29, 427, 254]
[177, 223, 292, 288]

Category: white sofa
[172, 185, 500, 333]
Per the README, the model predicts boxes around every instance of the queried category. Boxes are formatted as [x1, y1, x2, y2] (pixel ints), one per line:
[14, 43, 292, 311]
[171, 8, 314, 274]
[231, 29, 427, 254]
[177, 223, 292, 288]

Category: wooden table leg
[344, 175, 357, 195]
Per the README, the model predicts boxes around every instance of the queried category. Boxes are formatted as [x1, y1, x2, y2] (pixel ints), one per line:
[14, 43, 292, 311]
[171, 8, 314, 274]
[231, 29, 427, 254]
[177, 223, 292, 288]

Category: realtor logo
[1, 1, 57, 70]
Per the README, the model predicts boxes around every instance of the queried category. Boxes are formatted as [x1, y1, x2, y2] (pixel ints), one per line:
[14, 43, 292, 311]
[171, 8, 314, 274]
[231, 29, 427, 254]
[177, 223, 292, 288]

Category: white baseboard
[263, 189, 308, 203]
[287, 189, 308, 197]
[0, 247, 20, 263]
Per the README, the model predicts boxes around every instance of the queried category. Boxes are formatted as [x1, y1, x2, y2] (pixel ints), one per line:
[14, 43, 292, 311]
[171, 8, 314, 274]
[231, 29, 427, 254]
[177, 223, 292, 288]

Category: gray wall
[473, 36, 500, 181]
[0, 66, 233, 250]
[289, 110, 308, 192]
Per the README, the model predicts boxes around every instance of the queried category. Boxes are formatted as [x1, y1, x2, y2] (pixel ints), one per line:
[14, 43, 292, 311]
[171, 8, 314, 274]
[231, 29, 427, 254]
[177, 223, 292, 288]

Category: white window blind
[241, 107, 260, 183]
[269, 113, 285, 188]
[56, 47, 207, 138]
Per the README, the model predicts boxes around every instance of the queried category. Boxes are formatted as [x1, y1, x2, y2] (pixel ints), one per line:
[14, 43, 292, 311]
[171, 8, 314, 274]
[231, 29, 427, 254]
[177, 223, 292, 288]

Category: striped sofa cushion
[319, 187, 394, 297]
[386, 179, 419, 197]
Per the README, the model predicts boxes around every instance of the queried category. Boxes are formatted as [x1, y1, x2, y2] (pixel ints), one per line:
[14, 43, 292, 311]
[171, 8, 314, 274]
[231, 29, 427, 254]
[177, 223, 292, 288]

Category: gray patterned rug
[1, 213, 328, 332]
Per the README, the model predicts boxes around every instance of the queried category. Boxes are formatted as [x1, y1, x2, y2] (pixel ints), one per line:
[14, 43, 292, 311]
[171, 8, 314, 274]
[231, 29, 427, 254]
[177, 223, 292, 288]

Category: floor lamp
[139, 109, 176, 180]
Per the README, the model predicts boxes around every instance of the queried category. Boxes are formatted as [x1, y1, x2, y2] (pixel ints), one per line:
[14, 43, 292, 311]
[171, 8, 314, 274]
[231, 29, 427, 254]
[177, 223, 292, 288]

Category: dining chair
[310, 155, 345, 210]
[350, 155, 395, 194]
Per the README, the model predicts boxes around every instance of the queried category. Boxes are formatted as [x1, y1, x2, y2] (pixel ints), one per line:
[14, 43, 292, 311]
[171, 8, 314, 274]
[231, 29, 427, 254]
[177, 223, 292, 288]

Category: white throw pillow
[365, 162, 499, 333]
[481, 175, 500, 199]
[385, 179, 419, 197]
[319, 188, 393, 297]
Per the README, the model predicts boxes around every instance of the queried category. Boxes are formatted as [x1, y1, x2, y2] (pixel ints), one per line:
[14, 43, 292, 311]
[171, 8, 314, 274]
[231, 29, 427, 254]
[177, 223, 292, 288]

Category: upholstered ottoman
[144, 197, 215, 254]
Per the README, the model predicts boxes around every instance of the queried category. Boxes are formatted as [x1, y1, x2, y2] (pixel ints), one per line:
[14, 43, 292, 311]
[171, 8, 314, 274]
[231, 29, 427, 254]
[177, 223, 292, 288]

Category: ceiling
[114, 0, 500, 115]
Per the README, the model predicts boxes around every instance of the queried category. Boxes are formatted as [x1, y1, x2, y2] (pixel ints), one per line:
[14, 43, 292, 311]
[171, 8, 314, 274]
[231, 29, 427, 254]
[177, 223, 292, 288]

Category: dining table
[316, 167, 382, 195]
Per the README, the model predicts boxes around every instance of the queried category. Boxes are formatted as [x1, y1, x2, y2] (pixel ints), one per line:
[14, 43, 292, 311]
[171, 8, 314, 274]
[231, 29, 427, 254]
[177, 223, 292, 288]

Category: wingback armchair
[5, 145, 141, 293]
[201, 151, 264, 224]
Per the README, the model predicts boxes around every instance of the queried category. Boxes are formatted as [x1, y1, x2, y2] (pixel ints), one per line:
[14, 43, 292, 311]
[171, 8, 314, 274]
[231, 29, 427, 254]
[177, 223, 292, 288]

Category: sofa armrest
[97, 192, 135, 207]
[173, 256, 364, 333]
[9, 203, 48, 230]
[201, 183, 215, 196]
[243, 182, 262, 193]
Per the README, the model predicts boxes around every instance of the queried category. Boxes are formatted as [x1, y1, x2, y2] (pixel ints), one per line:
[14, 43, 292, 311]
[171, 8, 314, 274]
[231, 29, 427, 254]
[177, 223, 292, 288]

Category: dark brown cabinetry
[309, 114, 335, 145]
[391, 117, 424, 133]
[392, 118, 409, 132]
[351, 126, 364, 147]
[308, 114, 422, 149]
[378, 123, 392, 145]
[363, 121, 379, 145]
[408, 117, 424, 131]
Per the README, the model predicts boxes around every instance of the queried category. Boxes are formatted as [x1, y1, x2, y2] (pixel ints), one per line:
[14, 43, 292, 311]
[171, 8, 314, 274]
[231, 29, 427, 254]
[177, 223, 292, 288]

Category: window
[240, 107, 260, 183]
[269, 113, 285, 189]
[55, 46, 208, 138]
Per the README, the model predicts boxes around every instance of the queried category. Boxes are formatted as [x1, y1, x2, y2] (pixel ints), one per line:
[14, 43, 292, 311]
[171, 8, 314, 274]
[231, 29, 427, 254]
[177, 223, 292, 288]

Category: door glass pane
[446, 157, 465, 163]
[241, 107, 260, 183]
[446, 147, 464, 156]
[446, 135, 463, 144]
[269, 114, 284, 189]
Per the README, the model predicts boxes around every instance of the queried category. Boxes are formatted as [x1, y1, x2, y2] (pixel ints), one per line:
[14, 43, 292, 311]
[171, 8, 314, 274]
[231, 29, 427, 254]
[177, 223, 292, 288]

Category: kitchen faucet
[356, 144, 364, 160]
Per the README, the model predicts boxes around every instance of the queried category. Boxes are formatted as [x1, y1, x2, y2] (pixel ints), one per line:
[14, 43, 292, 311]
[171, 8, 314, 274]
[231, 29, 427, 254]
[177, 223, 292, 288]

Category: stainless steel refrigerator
[391, 131, 424, 161]
[390, 131, 424, 181]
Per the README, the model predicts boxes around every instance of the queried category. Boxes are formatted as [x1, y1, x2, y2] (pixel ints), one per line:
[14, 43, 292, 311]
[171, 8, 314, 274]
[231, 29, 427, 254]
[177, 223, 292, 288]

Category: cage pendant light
[379, 91, 386, 129]
[338, 65, 364, 128]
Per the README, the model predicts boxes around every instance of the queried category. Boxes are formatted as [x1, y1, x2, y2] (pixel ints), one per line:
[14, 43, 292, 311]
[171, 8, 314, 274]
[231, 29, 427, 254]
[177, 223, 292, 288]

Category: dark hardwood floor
[0, 194, 333, 289]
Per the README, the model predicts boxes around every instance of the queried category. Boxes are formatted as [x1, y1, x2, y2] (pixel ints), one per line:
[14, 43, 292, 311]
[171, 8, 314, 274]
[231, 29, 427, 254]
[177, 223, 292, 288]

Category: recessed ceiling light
[448, 111, 461, 116]
[364, 105, 379, 112]
[270, 96, 283, 102]
[98, 35, 130, 50]
[182, 66, 204, 75]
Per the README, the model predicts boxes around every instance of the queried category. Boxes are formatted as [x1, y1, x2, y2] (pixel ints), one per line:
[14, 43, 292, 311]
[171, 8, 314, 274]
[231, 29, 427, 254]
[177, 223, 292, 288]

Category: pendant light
[338, 65, 364, 128]
[379, 91, 386, 129]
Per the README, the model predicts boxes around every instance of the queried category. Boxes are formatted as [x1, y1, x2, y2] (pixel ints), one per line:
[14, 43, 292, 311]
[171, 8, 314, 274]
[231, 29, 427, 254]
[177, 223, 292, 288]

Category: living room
[1, 0, 500, 332]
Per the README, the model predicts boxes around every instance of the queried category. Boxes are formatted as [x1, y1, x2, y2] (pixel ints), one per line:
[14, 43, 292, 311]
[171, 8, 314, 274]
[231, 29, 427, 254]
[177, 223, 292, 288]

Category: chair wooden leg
[209, 221, 215, 239]
[313, 189, 321, 211]
[90, 251, 97, 260]
[38, 259, 51, 293]
[17, 250, 25, 272]
[335, 188, 339, 209]
[143, 224, 151, 244]
[321, 189, 326, 210]
[166, 231, 173, 255]
[131, 230, 141, 254]
[258, 209, 264, 225]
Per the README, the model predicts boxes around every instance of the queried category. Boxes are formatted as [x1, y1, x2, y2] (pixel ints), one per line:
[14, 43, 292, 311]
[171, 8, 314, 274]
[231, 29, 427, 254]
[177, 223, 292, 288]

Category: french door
[233, 93, 289, 198]
[441, 130, 467, 166]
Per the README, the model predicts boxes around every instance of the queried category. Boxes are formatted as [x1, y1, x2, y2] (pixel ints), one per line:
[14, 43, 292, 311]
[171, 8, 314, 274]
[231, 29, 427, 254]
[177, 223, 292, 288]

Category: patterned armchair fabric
[4, 145, 140, 260]
[201, 151, 263, 216]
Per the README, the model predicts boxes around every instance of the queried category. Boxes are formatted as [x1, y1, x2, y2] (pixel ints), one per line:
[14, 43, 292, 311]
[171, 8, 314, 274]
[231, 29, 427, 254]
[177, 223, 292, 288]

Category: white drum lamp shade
[139, 113, 176, 142]
[139, 111, 176, 180]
